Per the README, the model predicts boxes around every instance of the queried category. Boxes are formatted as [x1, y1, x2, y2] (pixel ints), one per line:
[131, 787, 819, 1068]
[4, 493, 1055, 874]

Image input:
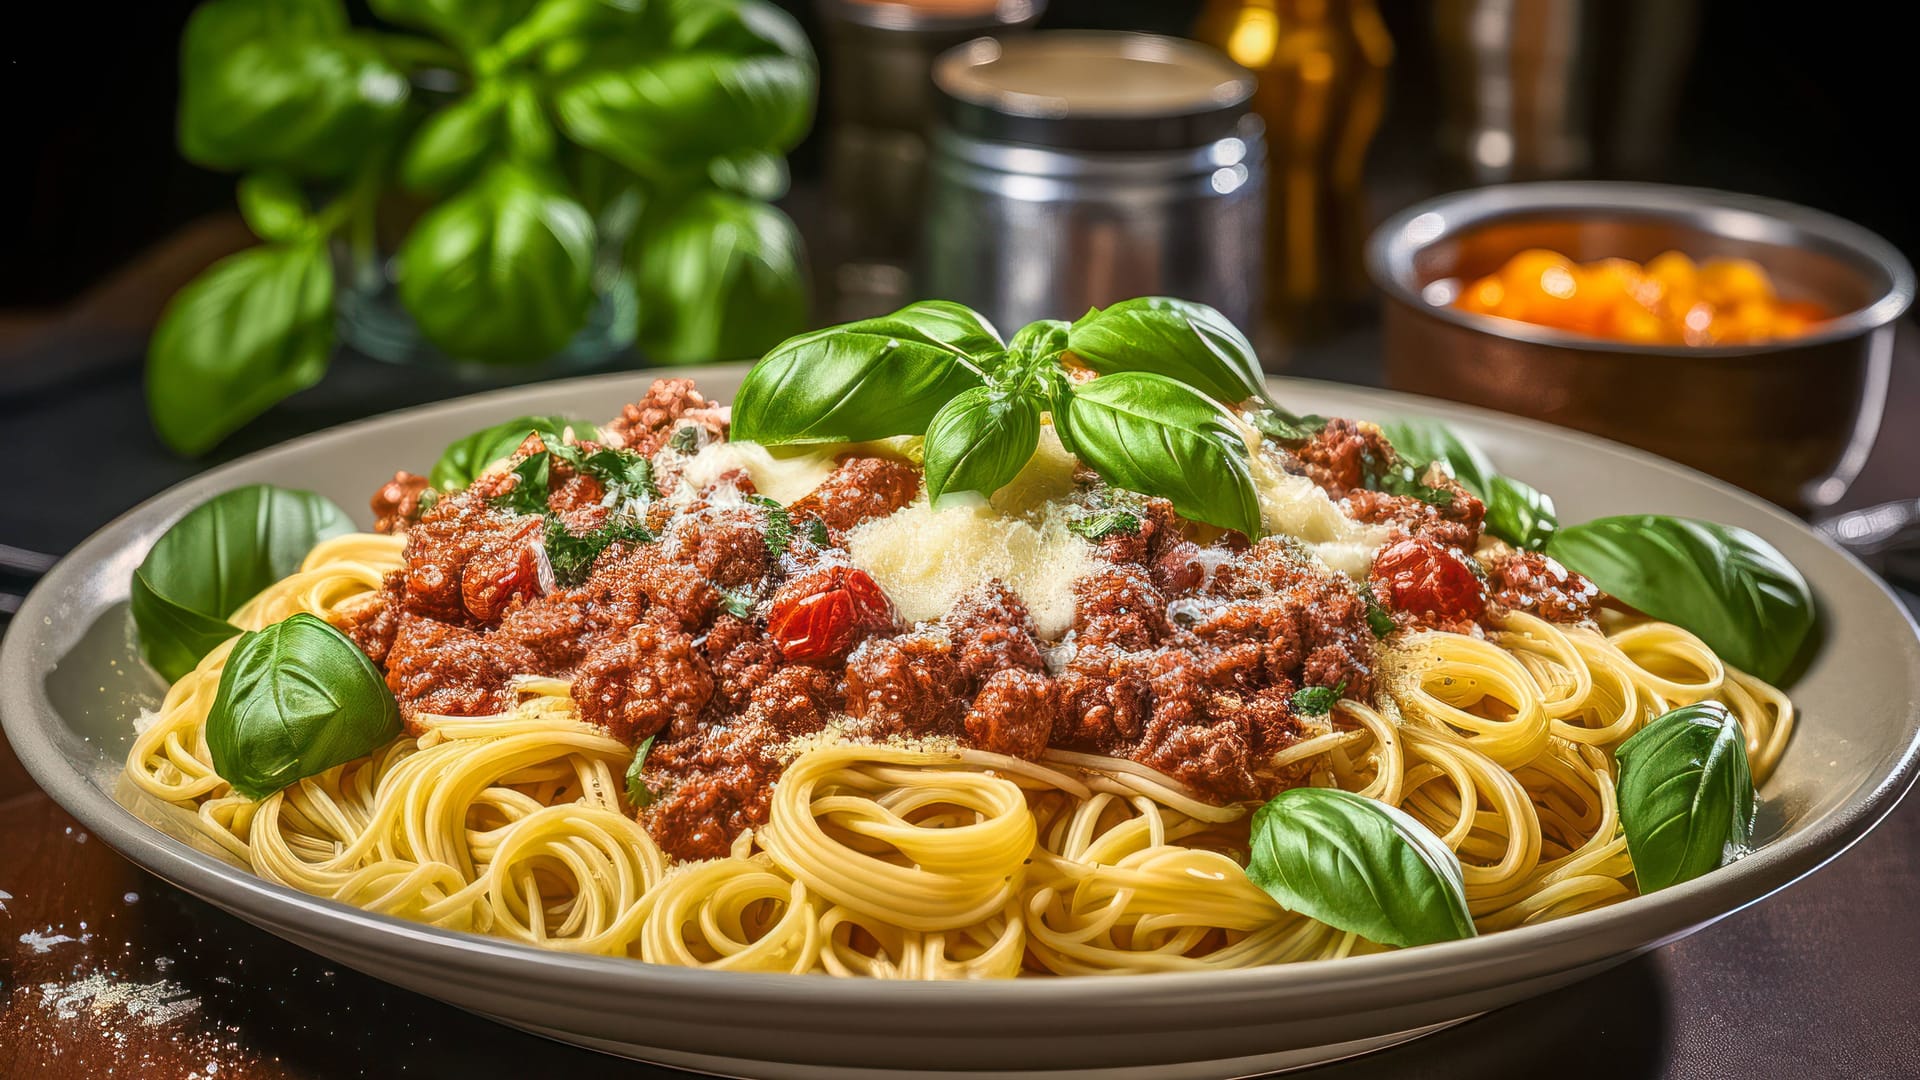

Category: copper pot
[1366, 182, 1913, 512]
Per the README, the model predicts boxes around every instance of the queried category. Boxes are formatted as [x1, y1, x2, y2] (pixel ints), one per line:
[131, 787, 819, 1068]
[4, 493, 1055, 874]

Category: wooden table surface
[2, 325, 1917, 1079]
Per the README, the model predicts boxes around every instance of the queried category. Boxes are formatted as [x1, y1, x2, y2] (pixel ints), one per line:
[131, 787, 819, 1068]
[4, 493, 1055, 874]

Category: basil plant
[151, 0, 816, 455]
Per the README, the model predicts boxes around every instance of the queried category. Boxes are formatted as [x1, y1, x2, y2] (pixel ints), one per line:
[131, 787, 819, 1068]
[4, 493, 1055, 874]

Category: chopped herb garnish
[668, 425, 700, 453]
[1361, 449, 1453, 507]
[551, 443, 657, 501]
[1290, 679, 1348, 717]
[544, 516, 654, 586]
[1068, 487, 1148, 540]
[1068, 507, 1142, 540]
[750, 494, 793, 558]
[492, 452, 552, 516]
[624, 735, 657, 808]
[715, 583, 757, 619]
[802, 517, 830, 548]
[415, 487, 440, 516]
[1360, 585, 1395, 637]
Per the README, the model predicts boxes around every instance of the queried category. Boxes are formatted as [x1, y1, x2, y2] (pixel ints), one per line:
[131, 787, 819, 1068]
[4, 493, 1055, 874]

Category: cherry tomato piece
[766, 566, 896, 662]
[1370, 537, 1485, 624]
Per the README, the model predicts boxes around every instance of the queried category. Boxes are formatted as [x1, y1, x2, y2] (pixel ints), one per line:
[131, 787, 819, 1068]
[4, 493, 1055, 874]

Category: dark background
[2, 0, 1913, 313]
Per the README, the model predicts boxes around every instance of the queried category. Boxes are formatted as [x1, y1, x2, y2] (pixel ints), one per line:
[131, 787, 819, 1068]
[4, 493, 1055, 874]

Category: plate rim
[5, 366, 1918, 1018]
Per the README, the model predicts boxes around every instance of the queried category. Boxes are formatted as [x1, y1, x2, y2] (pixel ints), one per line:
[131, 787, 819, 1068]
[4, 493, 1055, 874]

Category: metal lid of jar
[933, 31, 1256, 152]
[818, 0, 1043, 34]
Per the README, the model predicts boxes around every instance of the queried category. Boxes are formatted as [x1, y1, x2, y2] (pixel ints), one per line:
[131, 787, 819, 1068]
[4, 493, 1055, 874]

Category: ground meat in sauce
[1288, 418, 1393, 498]
[943, 580, 1045, 680]
[1487, 550, 1600, 623]
[1070, 565, 1169, 651]
[385, 615, 531, 732]
[354, 385, 1486, 861]
[788, 455, 920, 533]
[602, 378, 727, 456]
[966, 668, 1054, 759]
[663, 504, 771, 591]
[1344, 483, 1485, 550]
[842, 631, 966, 738]
[329, 571, 404, 664]
[643, 718, 787, 862]
[571, 608, 714, 744]
[371, 472, 430, 534]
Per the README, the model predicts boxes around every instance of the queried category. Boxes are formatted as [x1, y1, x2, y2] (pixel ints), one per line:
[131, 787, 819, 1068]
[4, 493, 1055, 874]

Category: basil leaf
[1246, 787, 1476, 948]
[397, 163, 597, 365]
[131, 485, 354, 681]
[430, 415, 597, 491]
[1615, 702, 1755, 893]
[1485, 474, 1558, 551]
[923, 387, 1042, 504]
[1379, 419, 1497, 500]
[501, 80, 558, 162]
[147, 242, 335, 456]
[1546, 515, 1815, 681]
[731, 300, 1003, 445]
[625, 735, 658, 808]
[208, 612, 402, 800]
[1057, 373, 1262, 538]
[399, 89, 505, 194]
[179, 0, 408, 178]
[1006, 319, 1070, 372]
[552, 0, 814, 180]
[629, 190, 808, 365]
[1247, 407, 1328, 444]
[368, 0, 538, 55]
[1290, 680, 1346, 717]
[708, 149, 791, 200]
[236, 173, 311, 243]
[1067, 297, 1268, 408]
[1381, 418, 1557, 550]
[716, 584, 757, 620]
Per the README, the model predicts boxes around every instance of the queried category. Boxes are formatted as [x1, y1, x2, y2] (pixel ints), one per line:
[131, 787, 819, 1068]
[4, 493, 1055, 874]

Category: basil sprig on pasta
[1615, 702, 1756, 892]
[732, 296, 1283, 537]
[207, 612, 402, 800]
[1245, 787, 1476, 948]
[131, 484, 354, 681]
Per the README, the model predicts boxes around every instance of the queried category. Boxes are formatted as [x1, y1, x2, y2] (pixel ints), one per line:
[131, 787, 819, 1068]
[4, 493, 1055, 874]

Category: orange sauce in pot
[1453, 248, 1828, 346]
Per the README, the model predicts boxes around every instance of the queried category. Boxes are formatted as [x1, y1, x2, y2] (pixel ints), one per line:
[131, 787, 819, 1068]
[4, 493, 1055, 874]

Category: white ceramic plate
[5, 369, 1917, 1078]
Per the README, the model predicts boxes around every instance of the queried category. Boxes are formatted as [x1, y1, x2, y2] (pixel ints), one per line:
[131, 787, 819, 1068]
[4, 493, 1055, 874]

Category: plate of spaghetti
[5, 297, 1918, 1078]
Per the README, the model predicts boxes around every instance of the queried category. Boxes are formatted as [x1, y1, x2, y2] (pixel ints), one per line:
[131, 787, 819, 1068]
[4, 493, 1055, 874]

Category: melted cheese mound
[674, 436, 918, 505]
[844, 501, 1097, 638]
[1237, 423, 1393, 578]
[845, 428, 1096, 637]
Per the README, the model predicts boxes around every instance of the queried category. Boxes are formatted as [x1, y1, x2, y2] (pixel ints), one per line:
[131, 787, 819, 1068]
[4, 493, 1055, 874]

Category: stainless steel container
[922, 33, 1266, 332]
[815, 0, 1045, 320]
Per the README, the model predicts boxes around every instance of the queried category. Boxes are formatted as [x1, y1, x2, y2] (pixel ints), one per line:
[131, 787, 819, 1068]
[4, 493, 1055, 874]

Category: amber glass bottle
[1193, 0, 1392, 340]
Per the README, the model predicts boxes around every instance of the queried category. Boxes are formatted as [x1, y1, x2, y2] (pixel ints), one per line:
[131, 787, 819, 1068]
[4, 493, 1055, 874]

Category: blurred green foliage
[152, 0, 815, 455]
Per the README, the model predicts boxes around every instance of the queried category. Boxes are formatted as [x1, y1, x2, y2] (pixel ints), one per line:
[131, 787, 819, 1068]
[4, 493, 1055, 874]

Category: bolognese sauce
[333, 378, 1600, 861]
